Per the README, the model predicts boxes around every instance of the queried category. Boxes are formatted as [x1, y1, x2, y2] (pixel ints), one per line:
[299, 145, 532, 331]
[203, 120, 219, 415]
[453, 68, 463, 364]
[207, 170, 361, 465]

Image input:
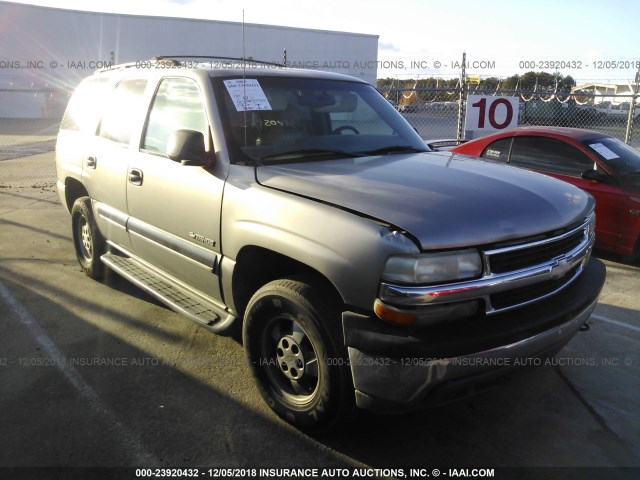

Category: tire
[243, 278, 353, 432]
[71, 197, 105, 279]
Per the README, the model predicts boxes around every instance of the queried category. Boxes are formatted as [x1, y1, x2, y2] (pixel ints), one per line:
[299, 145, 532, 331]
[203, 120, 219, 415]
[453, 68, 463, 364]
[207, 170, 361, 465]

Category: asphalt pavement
[1, 151, 639, 480]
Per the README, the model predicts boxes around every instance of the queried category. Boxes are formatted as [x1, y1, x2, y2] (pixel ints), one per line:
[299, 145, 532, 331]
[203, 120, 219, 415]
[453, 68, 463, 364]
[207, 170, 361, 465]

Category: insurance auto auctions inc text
[246, 467, 495, 478]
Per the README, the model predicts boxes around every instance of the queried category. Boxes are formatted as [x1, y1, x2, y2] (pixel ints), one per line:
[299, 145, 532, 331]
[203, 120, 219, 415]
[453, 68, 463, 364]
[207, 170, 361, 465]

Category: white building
[0, 1, 378, 118]
[571, 83, 636, 105]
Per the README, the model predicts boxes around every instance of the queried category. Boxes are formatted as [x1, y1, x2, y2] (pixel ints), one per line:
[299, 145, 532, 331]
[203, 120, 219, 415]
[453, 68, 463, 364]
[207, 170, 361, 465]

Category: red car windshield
[583, 137, 640, 192]
[583, 137, 640, 176]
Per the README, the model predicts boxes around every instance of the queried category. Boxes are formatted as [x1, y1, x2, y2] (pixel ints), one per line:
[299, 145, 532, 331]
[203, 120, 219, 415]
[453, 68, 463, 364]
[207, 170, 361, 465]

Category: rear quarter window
[97, 78, 148, 145]
[481, 137, 512, 162]
[60, 77, 111, 134]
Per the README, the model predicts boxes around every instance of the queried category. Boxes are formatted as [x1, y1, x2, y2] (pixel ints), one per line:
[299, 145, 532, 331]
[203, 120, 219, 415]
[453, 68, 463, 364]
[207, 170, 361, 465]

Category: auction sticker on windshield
[223, 79, 272, 111]
[588, 143, 620, 160]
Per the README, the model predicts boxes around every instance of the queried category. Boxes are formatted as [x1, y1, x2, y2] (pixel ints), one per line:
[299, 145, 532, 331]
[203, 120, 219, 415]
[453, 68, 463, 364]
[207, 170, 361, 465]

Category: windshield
[583, 137, 640, 191]
[584, 137, 640, 176]
[212, 75, 428, 164]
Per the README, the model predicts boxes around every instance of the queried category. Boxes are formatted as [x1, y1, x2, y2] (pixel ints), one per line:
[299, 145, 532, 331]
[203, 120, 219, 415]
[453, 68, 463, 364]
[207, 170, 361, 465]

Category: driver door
[126, 76, 225, 305]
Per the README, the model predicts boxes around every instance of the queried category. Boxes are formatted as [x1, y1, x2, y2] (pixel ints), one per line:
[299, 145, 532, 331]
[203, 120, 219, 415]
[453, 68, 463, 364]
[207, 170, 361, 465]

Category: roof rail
[153, 55, 286, 67]
[150, 56, 182, 66]
[95, 55, 286, 74]
[96, 57, 191, 73]
[95, 61, 140, 73]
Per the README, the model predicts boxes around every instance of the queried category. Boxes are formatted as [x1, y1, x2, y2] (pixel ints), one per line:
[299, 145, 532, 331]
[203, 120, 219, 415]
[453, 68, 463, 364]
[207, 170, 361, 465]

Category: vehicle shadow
[2, 197, 637, 472]
[594, 249, 640, 268]
[0, 266, 354, 470]
[2, 259, 639, 471]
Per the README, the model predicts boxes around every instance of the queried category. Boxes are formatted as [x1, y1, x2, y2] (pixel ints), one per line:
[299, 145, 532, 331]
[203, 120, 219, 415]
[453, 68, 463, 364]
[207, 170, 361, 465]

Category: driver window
[142, 77, 208, 156]
[510, 136, 594, 177]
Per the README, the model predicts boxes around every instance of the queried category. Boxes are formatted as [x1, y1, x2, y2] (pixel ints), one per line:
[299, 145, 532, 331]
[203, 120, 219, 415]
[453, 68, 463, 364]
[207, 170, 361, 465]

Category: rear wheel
[71, 197, 105, 279]
[243, 278, 353, 432]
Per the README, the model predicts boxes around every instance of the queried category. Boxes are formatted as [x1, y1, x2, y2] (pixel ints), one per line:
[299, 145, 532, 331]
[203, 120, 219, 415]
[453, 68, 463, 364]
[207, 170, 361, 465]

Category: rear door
[82, 77, 148, 251]
[126, 76, 225, 305]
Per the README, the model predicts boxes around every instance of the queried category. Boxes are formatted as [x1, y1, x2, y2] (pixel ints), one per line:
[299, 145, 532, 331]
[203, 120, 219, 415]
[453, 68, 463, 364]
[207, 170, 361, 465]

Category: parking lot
[1, 139, 639, 478]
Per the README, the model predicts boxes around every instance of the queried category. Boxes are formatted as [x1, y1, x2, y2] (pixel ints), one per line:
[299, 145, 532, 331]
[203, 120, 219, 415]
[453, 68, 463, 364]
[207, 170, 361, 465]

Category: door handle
[86, 156, 97, 169]
[128, 168, 143, 186]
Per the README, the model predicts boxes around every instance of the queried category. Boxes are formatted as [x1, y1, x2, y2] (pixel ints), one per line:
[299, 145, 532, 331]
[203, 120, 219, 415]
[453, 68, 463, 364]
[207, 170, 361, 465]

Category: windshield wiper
[260, 148, 363, 163]
[358, 145, 427, 156]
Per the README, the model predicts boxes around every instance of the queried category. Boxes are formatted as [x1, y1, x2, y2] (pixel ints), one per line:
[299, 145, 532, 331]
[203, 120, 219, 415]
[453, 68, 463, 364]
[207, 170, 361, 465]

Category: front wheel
[71, 197, 105, 279]
[243, 279, 353, 432]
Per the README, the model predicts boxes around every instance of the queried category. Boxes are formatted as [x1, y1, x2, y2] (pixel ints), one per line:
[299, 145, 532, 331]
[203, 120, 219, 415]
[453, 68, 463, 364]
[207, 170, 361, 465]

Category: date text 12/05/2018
[519, 60, 640, 70]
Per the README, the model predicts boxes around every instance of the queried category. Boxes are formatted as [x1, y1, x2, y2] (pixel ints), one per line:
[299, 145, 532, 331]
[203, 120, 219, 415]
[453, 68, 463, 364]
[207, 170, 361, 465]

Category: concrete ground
[1, 149, 639, 479]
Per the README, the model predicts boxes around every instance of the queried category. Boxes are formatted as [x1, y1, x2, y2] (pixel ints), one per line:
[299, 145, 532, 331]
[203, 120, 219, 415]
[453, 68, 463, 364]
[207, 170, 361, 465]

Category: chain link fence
[0, 79, 69, 189]
[381, 87, 640, 149]
[0, 118, 60, 191]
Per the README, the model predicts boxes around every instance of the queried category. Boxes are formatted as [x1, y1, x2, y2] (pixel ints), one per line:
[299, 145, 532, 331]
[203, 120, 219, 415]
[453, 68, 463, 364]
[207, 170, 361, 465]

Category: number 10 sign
[465, 95, 519, 133]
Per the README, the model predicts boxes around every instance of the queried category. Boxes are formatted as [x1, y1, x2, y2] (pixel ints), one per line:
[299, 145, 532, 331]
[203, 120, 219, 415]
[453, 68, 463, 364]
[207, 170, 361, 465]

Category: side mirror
[167, 129, 207, 165]
[581, 169, 609, 183]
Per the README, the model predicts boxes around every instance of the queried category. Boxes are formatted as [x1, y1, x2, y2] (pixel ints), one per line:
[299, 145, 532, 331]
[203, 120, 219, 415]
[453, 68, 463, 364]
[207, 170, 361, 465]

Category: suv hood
[256, 152, 593, 250]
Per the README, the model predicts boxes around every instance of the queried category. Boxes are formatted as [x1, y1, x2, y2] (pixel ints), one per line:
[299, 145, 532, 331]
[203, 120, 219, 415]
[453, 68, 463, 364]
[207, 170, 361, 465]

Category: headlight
[382, 249, 482, 284]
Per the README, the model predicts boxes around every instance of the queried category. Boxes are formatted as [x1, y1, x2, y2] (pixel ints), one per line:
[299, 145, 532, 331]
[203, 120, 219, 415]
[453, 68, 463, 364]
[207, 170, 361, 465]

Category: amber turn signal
[374, 299, 417, 326]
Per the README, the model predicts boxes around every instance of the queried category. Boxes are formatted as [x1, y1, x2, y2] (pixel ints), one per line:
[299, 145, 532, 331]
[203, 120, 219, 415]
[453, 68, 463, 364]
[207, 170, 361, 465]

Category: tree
[376, 71, 579, 104]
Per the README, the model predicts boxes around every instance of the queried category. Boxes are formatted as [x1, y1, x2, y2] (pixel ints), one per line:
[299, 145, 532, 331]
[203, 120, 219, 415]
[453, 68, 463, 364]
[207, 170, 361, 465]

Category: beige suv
[56, 57, 605, 431]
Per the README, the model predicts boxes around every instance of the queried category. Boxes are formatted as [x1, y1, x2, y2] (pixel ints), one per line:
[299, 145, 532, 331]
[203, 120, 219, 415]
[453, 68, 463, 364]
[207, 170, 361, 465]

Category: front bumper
[343, 257, 606, 413]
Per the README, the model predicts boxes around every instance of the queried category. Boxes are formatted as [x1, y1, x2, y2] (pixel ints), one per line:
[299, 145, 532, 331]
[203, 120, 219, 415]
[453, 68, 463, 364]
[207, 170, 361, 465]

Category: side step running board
[101, 252, 236, 334]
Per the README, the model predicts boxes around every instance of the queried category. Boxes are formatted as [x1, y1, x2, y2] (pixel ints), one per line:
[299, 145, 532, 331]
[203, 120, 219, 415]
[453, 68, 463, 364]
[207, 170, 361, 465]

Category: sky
[7, 0, 640, 84]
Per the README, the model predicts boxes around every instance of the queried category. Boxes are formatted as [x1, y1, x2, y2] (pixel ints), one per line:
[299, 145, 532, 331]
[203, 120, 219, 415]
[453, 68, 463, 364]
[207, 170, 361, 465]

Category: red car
[452, 126, 640, 260]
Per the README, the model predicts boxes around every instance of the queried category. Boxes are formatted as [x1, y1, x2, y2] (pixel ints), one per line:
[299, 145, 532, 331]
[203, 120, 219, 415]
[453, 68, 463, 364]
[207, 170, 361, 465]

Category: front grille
[487, 229, 585, 274]
[490, 265, 581, 311]
[479, 215, 593, 313]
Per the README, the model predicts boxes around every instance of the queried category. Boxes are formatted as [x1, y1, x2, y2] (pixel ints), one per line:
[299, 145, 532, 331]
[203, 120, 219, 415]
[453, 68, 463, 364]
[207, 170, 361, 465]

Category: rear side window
[510, 136, 594, 177]
[481, 137, 512, 162]
[98, 79, 148, 145]
[60, 77, 110, 133]
[141, 77, 208, 156]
